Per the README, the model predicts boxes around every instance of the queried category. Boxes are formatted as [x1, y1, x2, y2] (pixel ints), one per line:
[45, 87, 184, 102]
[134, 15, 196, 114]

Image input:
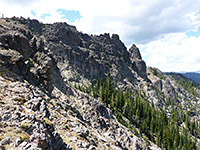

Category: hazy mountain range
[182, 72, 200, 84]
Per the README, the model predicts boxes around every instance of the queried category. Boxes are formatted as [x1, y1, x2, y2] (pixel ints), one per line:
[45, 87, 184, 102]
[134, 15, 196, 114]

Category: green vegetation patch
[150, 67, 164, 79]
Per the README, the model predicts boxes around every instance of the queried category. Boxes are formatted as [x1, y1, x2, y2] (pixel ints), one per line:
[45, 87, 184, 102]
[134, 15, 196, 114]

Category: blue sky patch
[40, 13, 51, 19]
[57, 9, 82, 23]
[186, 26, 200, 37]
[31, 10, 36, 16]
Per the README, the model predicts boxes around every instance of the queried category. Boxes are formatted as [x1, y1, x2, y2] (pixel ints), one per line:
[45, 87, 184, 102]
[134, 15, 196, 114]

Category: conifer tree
[100, 85, 105, 102]
[156, 132, 161, 147]
[111, 93, 115, 110]
[174, 130, 179, 148]
[105, 72, 112, 105]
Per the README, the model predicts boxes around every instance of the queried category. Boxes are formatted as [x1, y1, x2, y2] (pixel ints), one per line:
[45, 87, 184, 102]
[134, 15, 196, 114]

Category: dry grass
[20, 121, 31, 130]
[13, 96, 27, 105]
[18, 132, 30, 142]
[44, 118, 53, 126]
[0, 135, 3, 141]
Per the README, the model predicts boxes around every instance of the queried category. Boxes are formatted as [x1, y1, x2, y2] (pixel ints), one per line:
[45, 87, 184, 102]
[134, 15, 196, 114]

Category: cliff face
[0, 17, 199, 150]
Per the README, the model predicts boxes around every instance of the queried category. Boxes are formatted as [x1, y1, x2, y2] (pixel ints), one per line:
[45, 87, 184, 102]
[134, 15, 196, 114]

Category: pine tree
[128, 102, 133, 122]
[115, 92, 120, 109]
[185, 112, 190, 129]
[74, 83, 77, 89]
[150, 117, 155, 133]
[105, 72, 112, 105]
[190, 121, 195, 135]
[179, 133, 183, 150]
[78, 84, 81, 91]
[118, 88, 124, 109]
[111, 93, 115, 110]
[156, 132, 161, 147]
[100, 85, 105, 102]
[174, 130, 179, 148]
[162, 128, 169, 149]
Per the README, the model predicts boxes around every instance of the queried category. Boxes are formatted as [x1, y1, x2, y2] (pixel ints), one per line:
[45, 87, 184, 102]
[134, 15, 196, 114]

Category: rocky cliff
[0, 17, 199, 150]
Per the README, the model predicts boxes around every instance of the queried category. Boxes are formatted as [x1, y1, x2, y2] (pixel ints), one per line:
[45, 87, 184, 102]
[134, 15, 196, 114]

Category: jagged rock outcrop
[0, 33, 33, 60]
[43, 22, 81, 46]
[128, 44, 147, 79]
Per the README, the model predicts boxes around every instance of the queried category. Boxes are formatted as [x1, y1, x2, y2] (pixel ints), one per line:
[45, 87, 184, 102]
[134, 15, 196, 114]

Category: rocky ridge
[0, 17, 158, 150]
[0, 17, 199, 149]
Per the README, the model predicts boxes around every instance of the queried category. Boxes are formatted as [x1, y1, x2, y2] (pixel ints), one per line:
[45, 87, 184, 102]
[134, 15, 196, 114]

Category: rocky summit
[0, 17, 199, 150]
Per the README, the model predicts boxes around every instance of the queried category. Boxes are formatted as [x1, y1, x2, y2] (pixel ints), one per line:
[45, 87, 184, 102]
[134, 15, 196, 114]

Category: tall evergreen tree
[105, 72, 112, 105]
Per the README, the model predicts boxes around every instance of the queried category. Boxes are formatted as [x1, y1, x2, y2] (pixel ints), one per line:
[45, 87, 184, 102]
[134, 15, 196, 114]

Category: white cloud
[1, 0, 39, 6]
[139, 33, 200, 72]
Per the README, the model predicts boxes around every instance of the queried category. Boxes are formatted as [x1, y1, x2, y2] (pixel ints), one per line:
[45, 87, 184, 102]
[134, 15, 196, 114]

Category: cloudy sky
[0, 0, 200, 72]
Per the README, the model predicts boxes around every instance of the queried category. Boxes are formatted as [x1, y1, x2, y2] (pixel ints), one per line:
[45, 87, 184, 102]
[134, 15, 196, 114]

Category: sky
[0, 0, 200, 73]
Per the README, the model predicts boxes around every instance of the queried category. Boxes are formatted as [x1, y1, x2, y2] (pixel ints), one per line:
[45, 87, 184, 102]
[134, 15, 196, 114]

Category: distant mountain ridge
[182, 72, 200, 84]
